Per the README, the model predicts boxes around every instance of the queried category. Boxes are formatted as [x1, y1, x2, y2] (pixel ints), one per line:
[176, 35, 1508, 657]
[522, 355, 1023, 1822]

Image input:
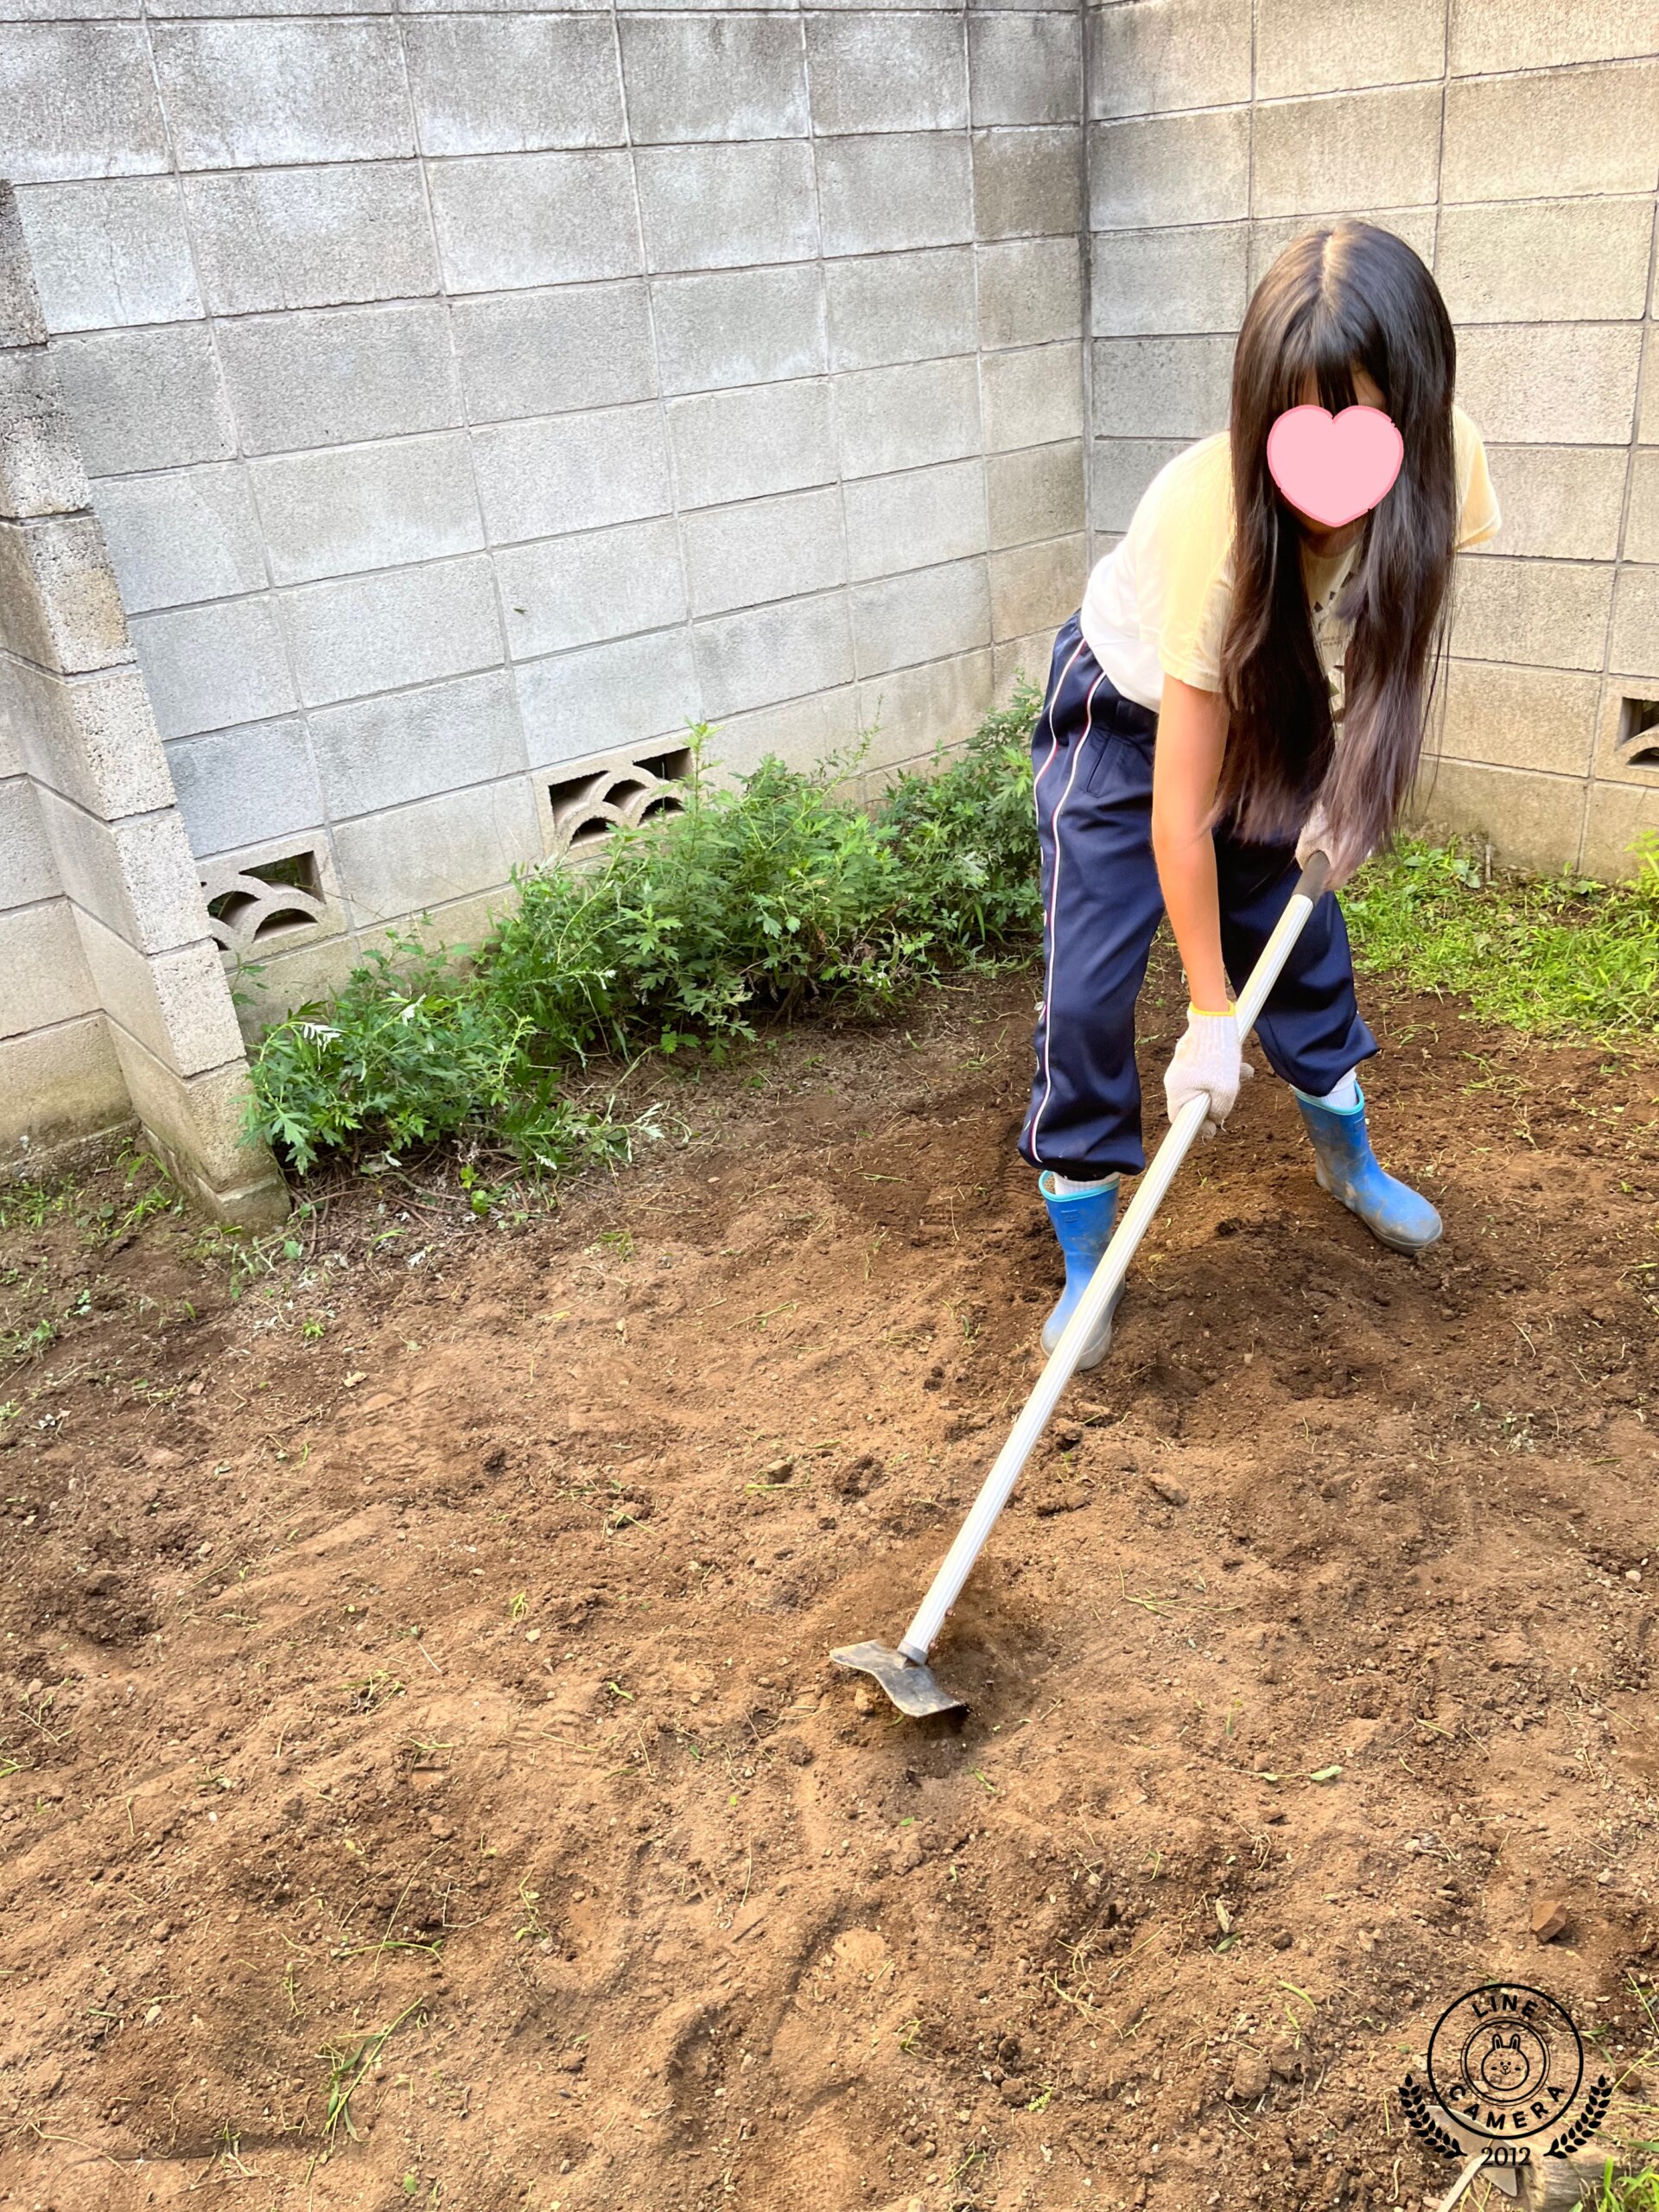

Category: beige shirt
[1080, 405, 1502, 713]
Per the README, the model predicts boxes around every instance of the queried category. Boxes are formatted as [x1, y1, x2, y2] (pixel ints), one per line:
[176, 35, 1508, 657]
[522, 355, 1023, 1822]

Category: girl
[1023, 219, 1501, 1368]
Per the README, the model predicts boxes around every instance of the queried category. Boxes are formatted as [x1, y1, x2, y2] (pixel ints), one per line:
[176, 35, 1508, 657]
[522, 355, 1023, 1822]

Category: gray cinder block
[16, 179, 200, 333]
[10, 661, 174, 820]
[495, 517, 684, 659]
[428, 150, 641, 295]
[1610, 568, 1659, 681]
[309, 669, 527, 818]
[1469, 446, 1628, 564]
[0, 349, 93, 522]
[1091, 334, 1232, 439]
[214, 302, 461, 455]
[0, 25, 168, 184]
[969, 13, 1080, 127]
[990, 532, 1083, 639]
[843, 457, 988, 581]
[283, 553, 504, 706]
[454, 283, 658, 423]
[825, 247, 976, 372]
[987, 440, 1084, 548]
[620, 16, 809, 143]
[182, 163, 439, 315]
[1089, 0, 1251, 118]
[472, 401, 671, 544]
[1090, 224, 1249, 337]
[833, 355, 980, 476]
[51, 325, 234, 476]
[130, 596, 297, 741]
[1256, 0, 1446, 99]
[981, 341, 1083, 452]
[1456, 325, 1643, 448]
[92, 463, 266, 613]
[977, 236, 1082, 350]
[817, 134, 975, 257]
[1090, 111, 1250, 231]
[852, 555, 991, 677]
[694, 593, 855, 718]
[1451, 0, 1656, 74]
[1626, 448, 1659, 568]
[1090, 437, 1187, 533]
[1438, 661, 1601, 779]
[1435, 200, 1655, 325]
[515, 629, 702, 769]
[667, 379, 835, 508]
[971, 126, 1083, 243]
[807, 15, 969, 136]
[0, 901, 97, 1044]
[1442, 63, 1659, 203]
[152, 21, 413, 168]
[408, 16, 624, 155]
[0, 774, 60, 909]
[1252, 85, 1442, 218]
[332, 776, 541, 927]
[0, 516, 130, 677]
[681, 485, 848, 615]
[652, 265, 826, 396]
[251, 431, 484, 587]
[634, 140, 819, 272]
[856, 648, 992, 772]
[1451, 558, 1615, 673]
[164, 717, 324, 860]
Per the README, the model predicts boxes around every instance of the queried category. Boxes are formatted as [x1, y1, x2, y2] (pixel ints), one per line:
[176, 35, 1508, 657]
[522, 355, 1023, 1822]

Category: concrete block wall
[2, 0, 1089, 1033]
[1086, 0, 1659, 880]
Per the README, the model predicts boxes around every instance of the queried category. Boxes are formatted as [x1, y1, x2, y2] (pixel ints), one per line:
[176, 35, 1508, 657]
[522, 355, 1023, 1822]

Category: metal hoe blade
[830, 1641, 967, 1719]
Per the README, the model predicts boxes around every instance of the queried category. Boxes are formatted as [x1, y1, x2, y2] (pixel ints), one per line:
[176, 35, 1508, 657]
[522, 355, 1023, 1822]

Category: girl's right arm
[1151, 675, 1230, 1011]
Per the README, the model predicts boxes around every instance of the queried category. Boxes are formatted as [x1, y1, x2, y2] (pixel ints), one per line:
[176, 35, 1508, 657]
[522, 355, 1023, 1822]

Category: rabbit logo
[1401, 1982, 1611, 2171]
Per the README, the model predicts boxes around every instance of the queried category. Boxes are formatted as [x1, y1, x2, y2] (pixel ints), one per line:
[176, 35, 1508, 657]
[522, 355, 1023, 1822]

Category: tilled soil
[1, 957, 1657, 2212]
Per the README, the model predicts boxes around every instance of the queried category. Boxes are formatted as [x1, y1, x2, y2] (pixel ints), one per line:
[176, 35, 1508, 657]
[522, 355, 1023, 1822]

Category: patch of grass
[1344, 833, 1659, 1046]
[1599, 2170, 1659, 2209]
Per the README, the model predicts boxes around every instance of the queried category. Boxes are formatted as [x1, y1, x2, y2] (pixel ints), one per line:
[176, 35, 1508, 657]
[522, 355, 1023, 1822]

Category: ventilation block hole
[1618, 696, 1659, 769]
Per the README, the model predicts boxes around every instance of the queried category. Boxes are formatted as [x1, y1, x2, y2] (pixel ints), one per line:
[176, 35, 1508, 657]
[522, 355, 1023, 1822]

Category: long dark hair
[1217, 220, 1458, 873]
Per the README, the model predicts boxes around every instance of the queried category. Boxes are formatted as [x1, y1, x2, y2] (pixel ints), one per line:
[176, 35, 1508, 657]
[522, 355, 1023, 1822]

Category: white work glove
[1164, 1007, 1253, 1139]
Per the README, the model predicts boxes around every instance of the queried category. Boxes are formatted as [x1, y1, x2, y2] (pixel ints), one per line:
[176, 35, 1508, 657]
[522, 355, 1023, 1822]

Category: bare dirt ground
[2, 951, 1657, 2212]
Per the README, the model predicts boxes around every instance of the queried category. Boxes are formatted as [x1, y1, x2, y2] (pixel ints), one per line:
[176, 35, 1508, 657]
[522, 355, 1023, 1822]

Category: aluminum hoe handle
[895, 851, 1332, 1667]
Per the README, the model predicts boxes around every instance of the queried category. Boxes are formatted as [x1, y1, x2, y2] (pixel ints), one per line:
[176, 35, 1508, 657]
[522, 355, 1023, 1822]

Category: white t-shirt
[1079, 406, 1502, 714]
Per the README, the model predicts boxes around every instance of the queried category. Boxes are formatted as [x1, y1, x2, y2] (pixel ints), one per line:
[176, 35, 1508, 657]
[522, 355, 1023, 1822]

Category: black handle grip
[1295, 849, 1331, 903]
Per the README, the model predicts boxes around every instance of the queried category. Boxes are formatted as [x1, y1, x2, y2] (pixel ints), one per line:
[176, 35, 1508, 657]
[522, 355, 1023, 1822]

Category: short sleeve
[1453, 405, 1502, 550]
[1153, 438, 1235, 694]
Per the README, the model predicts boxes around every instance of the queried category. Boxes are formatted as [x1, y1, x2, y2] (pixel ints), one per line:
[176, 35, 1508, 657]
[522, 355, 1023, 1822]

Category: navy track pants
[1018, 613, 1376, 1180]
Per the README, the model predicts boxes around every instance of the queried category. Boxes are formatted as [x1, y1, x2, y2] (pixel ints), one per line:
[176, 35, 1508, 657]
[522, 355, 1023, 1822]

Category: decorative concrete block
[969, 13, 1079, 126]
[971, 126, 1083, 243]
[495, 518, 684, 658]
[152, 21, 412, 168]
[652, 266, 826, 396]
[0, 516, 130, 677]
[1090, 224, 1249, 337]
[75, 907, 244, 1078]
[284, 554, 504, 707]
[807, 15, 968, 135]
[1090, 111, 1250, 231]
[977, 236, 1082, 351]
[1089, 0, 1250, 118]
[1257, 0, 1445, 98]
[1438, 661, 1601, 778]
[36, 784, 215, 953]
[817, 135, 975, 258]
[0, 900, 96, 1043]
[1415, 758, 1586, 877]
[681, 485, 847, 616]
[214, 302, 461, 455]
[428, 151, 641, 295]
[852, 555, 990, 677]
[1092, 335, 1232, 440]
[1442, 65, 1659, 203]
[1247, 209, 1437, 294]
[454, 283, 656, 424]
[824, 247, 976, 372]
[7, 661, 173, 819]
[856, 646, 993, 770]
[634, 141, 818, 273]
[1456, 325, 1642, 448]
[1592, 678, 1659, 785]
[990, 532, 1082, 641]
[1627, 449, 1659, 568]
[1450, 0, 1657, 74]
[251, 432, 483, 587]
[1451, 559, 1614, 673]
[1436, 200, 1654, 326]
[0, 774, 59, 907]
[473, 402, 671, 544]
[516, 629, 701, 769]
[0, 25, 168, 183]
[92, 463, 265, 614]
[1253, 86, 1441, 219]
[620, 16, 808, 143]
[0, 1016, 130, 1161]
[843, 456, 987, 581]
[16, 179, 200, 333]
[987, 440, 1084, 548]
[1090, 436, 1190, 532]
[1470, 446, 1628, 564]
[309, 669, 526, 818]
[130, 596, 297, 741]
[981, 341, 1083, 452]
[407, 16, 624, 155]
[667, 379, 835, 508]
[332, 776, 540, 928]
[51, 326, 234, 475]
[182, 163, 438, 315]
[1610, 569, 1659, 680]
[694, 594, 855, 719]
[196, 826, 344, 958]
[165, 716, 323, 858]
[0, 350, 91, 522]
[1581, 777, 1659, 883]
[834, 355, 980, 477]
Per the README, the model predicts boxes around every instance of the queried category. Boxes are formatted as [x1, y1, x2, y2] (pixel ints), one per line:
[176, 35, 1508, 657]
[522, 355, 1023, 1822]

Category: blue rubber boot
[1039, 1173, 1122, 1370]
[1294, 1085, 1442, 1253]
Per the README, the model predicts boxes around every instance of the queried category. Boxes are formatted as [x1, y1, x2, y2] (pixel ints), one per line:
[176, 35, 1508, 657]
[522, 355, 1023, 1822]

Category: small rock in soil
[1529, 1896, 1569, 1943]
[1147, 1475, 1189, 1506]
[1230, 2048, 1271, 2102]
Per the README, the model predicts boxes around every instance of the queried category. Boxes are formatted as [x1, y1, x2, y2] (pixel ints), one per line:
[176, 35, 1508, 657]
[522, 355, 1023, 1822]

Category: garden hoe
[831, 852, 1332, 1719]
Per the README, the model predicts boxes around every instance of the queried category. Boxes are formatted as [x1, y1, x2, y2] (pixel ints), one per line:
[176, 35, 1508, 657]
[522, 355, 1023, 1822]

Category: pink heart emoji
[1266, 404, 1403, 528]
